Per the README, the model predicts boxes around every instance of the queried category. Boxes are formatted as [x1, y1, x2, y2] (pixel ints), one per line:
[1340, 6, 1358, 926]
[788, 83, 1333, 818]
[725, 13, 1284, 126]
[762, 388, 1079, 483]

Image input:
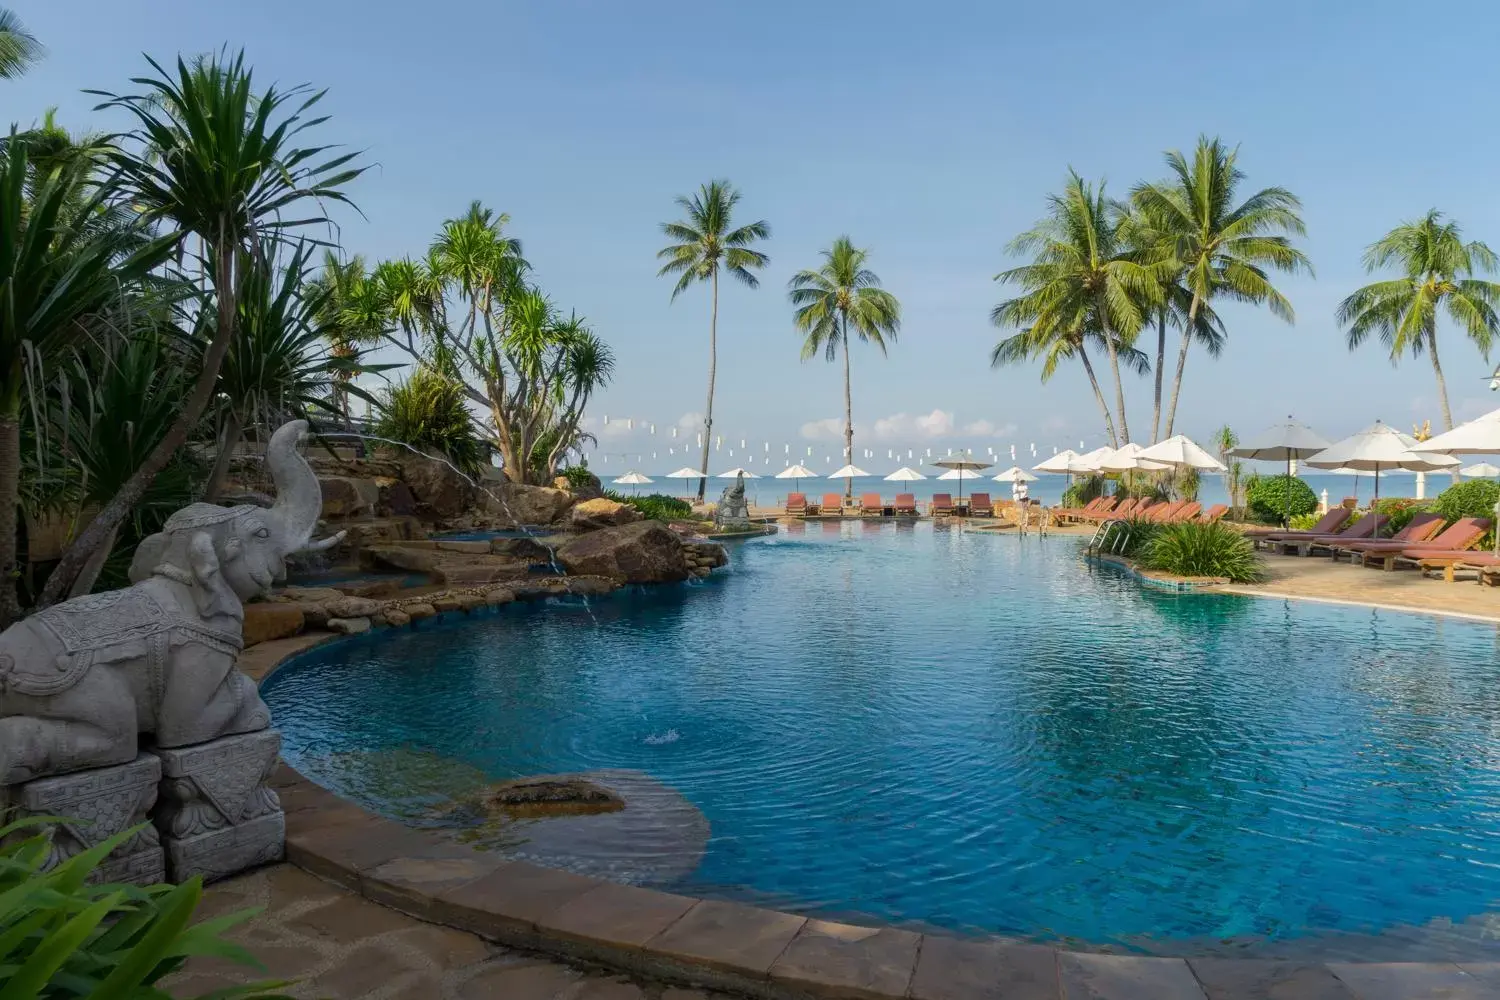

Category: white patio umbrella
[885, 466, 928, 482]
[1033, 449, 1079, 474]
[1066, 446, 1117, 474]
[775, 463, 819, 490]
[828, 464, 869, 497]
[933, 452, 993, 505]
[1229, 416, 1333, 526]
[663, 466, 702, 495]
[1137, 435, 1227, 472]
[992, 466, 1038, 483]
[1306, 421, 1459, 536]
[715, 467, 761, 479]
[1461, 462, 1500, 478]
[1420, 406, 1500, 454]
[612, 470, 653, 494]
[1098, 442, 1173, 473]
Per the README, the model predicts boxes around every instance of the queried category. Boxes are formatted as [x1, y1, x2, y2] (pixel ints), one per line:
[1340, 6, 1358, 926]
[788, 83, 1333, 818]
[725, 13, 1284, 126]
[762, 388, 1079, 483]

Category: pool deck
[1224, 551, 1500, 624]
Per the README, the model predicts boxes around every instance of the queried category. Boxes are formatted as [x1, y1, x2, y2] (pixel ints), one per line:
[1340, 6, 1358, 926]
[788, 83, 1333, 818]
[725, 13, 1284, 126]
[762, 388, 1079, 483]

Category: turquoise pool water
[263, 522, 1500, 958]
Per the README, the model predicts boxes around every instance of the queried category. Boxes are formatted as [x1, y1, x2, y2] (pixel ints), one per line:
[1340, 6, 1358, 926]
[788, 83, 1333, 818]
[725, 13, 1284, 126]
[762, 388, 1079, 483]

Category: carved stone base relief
[3, 753, 164, 884]
[151, 729, 285, 883]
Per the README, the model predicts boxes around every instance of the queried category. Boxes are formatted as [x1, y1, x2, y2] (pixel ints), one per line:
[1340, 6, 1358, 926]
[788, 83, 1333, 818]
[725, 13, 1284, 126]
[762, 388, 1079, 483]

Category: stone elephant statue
[0, 420, 344, 785]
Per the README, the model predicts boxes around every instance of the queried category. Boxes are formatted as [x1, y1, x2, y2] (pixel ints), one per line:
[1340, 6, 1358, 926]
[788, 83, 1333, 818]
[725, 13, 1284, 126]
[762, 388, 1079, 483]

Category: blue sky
[10, 1, 1500, 472]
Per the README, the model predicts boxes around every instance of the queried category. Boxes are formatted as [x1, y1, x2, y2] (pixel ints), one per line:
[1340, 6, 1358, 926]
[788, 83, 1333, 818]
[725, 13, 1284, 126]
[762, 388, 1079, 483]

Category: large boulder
[399, 453, 476, 519]
[555, 521, 690, 583]
[242, 604, 305, 646]
[497, 484, 576, 526]
[318, 476, 379, 518]
[570, 497, 643, 531]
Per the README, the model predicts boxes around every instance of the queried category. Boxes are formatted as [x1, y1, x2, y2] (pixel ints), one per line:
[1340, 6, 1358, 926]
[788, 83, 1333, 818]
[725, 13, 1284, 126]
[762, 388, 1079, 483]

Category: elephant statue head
[129, 420, 345, 617]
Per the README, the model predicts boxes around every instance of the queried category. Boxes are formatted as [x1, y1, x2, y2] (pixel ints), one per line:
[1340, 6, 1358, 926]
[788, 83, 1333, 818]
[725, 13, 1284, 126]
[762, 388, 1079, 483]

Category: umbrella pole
[1372, 463, 1380, 536]
[1285, 456, 1292, 528]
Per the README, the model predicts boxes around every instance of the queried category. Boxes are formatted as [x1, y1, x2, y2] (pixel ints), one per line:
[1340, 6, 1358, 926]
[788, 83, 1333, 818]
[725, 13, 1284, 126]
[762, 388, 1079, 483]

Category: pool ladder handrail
[1087, 518, 1133, 556]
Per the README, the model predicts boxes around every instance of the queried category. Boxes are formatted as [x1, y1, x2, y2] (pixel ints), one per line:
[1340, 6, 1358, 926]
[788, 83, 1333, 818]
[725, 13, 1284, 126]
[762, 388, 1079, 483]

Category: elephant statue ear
[128, 532, 169, 584]
[187, 531, 241, 620]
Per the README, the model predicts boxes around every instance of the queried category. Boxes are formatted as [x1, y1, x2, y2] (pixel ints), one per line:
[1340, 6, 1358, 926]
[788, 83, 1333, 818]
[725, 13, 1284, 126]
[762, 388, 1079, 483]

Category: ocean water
[265, 524, 1500, 957]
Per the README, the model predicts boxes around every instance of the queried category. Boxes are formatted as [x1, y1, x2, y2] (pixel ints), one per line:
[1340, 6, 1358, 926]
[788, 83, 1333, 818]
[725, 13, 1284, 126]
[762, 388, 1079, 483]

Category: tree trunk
[1151, 309, 1166, 443]
[1162, 294, 1199, 439]
[1429, 329, 1455, 430]
[67, 522, 119, 599]
[1077, 345, 1118, 447]
[1097, 300, 1131, 444]
[203, 408, 244, 501]
[38, 235, 240, 609]
[841, 315, 853, 499]
[697, 270, 718, 501]
[0, 414, 20, 626]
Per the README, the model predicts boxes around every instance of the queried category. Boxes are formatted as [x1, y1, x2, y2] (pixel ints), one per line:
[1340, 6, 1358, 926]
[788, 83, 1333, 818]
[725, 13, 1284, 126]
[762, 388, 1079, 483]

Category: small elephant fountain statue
[714, 472, 751, 532]
[0, 420, 343, 883]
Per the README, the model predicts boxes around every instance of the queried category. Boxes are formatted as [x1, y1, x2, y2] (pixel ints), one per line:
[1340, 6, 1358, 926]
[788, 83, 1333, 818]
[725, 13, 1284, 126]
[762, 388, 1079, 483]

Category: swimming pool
[263, 521, 1500, 958]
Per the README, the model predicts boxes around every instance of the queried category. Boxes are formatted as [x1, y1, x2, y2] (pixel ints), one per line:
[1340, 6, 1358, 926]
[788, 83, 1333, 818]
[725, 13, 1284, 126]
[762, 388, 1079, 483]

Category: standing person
[1012, 477, 1030, 534]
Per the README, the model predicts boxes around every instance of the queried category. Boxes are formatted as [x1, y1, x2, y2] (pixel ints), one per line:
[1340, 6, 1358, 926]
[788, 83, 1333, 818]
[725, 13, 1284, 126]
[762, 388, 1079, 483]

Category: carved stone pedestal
[4, 754, 165, 884]
[150, 729, 284, 883]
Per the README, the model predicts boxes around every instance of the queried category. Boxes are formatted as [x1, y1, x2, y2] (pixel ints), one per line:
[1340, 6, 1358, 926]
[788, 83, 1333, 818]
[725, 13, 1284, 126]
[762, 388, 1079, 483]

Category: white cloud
[676, 412, 703, 430]
[800, 417, 845, 440]
[871, 410, 955, 441]
[962, 419, 1018, 438]
[578, 416, 636, 440]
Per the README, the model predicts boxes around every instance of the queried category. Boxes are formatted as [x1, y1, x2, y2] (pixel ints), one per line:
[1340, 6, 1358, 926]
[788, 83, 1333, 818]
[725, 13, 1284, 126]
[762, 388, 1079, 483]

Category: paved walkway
[1225, 551, 1500, 623]
[164, 865, 726, 1000]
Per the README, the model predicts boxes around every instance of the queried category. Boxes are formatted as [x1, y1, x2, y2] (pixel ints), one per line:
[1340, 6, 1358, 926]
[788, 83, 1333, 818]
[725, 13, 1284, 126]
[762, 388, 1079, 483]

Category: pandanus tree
[40, 51, 365, 607]
[1337, 211, 1500, 430]
[1131, 137, 1310, 439]
[0, 137, 174, 624]
[657, 181, 770, 499]
[788, 237, 901, 493]
[998, 172, 1161, 445]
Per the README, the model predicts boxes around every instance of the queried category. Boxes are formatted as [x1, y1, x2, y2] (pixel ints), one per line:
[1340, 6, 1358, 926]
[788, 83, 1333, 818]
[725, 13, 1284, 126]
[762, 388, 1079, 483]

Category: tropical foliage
[603, 491, 693, 522]
[789, 237, 901, 492]
[1374, 496, 1431, 535]
[0, 7, 41, 79]
[373, 367, 486, 478]
[1141, 521, 1265, 583]
[0, 817, 290, 998]
[1244, 474, 1318, 523]
[1433, 478, 1500, 523]
[1338, 211, 1500, 430]
[658, 181, 769, 498]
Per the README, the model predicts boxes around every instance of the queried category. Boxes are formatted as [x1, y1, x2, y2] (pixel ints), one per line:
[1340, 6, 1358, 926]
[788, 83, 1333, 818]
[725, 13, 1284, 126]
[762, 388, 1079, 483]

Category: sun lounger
[894, 493, 917, 516]
[931, 493, 954, 517]
[1417, 550, 1500, 582]
[1356, 517, 1491, 571]
[1170, 502, 1202, 523]
[968, 493, 994, 517]
[1132, 498, 1160, 518]
[860, 492, 884, 516]
[821, 493, 843, 518]
[1268, 512, 1388, 555]
[1101, 498, 1140, 520]
[1460, 553, 1500, 586]
[785, 493, 807, 516]
[1057, 496, 1113, 523]
[1247, 508, 1352, 547]
[1145, 500, 1186, 523]
[1198, 504, 1229, 523]
[1328, 513, 1443, 562]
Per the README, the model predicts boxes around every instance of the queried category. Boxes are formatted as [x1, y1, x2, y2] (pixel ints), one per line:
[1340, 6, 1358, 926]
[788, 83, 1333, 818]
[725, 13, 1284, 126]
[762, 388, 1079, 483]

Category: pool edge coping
[248, 632, 1500, 998]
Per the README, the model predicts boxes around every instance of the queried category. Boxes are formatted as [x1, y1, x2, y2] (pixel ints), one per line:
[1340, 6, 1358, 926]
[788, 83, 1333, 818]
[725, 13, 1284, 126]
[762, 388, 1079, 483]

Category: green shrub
[1061, 474, 1105, 509]
[559, 466, 599, 491]
[374, 367, 485, 477]
[1245, 474, 1318, 523]
[603, 491, 692, 522]
[1141, 521, 1266, 583]
[0, 818, 287, 998]
[1375, 497, 1431, 535]
[1115, 517, 1163, 558]
[1434, 479, 1500, 523]
[1287, 512, 1321, 531]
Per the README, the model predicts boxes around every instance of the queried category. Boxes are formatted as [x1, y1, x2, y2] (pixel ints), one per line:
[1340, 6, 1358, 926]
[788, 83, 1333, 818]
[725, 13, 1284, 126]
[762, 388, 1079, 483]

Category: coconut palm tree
[1337, 211, 1500, 430]
[657, 181, 769, 499]
[41, 51, 365, 606]
[0, 138, 174, 622]
[999, 171, 1161, 444]
[0, 8, 42, 79]
[789, 238, 901, 495]
[1131, 136, 1310, 440]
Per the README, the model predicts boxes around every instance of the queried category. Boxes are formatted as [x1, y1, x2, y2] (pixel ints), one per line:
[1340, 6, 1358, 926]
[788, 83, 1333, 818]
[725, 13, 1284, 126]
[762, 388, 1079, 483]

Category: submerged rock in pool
[445, 769, 709, 887]
[473, 776, 625, 816]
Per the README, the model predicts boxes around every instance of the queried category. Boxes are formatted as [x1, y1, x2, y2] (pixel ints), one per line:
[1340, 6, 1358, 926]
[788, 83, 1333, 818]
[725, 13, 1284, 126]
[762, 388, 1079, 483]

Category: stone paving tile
[540, 880, 698, 950]
[768, 919, 921, 999]
[289, 893, 419, 943]
[1059, 953, 1206, 1000]
[1327, 962, 1500, 1000]
[1188, 958, 1356, 1000]
[647, 898, 807, 976]
[908, 936, 1059, 1000]
[455, 959, 585, 999]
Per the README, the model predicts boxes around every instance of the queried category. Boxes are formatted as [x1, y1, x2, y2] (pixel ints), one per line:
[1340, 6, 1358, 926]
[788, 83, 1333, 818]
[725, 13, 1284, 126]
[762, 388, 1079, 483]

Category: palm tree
[0, 8, 42, 79]
[1337, 211, 1500, 430]
[1132, 136, 1311, 439]
[657, 181, 769, 500]
[999, 171, 1161, 444]
[789, 238, 901, 495]
[0, 138, 173, 623]
[1212, 424, 1244, 516]
[991, 308, 1150, 447]
[41, 51, 364, 606]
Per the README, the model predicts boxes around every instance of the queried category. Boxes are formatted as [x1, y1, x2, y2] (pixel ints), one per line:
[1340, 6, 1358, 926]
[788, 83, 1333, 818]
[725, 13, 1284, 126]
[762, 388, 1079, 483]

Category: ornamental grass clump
[1141, 521, 1265, 583]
